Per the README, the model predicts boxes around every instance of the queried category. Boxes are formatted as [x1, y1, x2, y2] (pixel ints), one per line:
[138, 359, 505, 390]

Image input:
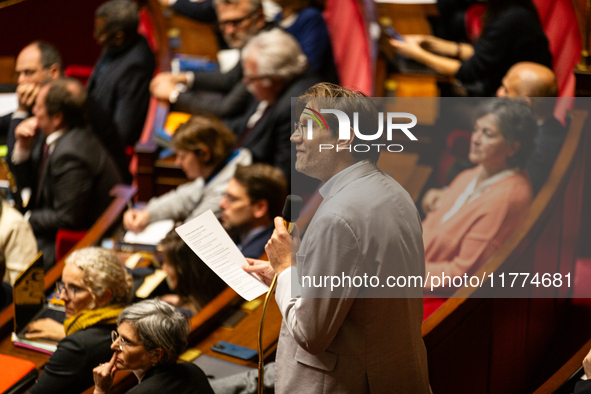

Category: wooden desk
[168, 14, 219, 61]
[532, 337, 591, 394]
[136, 139, 189, 202]
[377, 3, 438, 36]
[191, 293, 281, 368]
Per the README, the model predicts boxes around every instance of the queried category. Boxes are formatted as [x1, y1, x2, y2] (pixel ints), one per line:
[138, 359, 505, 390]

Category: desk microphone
[258, 194, 302, 394]
[282, 195, 303, 234]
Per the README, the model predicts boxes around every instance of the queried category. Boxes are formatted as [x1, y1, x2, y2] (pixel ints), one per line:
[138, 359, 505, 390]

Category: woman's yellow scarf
[63, 304, 125, 336]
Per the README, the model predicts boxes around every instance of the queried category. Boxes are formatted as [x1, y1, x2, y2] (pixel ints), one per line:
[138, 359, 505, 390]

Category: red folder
[0, 354, 38, 393]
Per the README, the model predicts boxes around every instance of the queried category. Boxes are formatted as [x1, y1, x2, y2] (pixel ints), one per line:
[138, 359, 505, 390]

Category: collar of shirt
[441, 166, 519, 223]
[319, 160, 368, 198]
[12, 110, 30, 120]
[246, 101, 269, 129]
[45, 129, 66, 155]
[237, 225, 269, 251]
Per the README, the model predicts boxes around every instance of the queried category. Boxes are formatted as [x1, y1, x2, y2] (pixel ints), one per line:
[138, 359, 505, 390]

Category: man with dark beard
[219, 163, 286, 258]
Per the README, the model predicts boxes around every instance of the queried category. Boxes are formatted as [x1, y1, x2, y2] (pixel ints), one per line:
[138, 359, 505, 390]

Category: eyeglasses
[112, 330, 130, 351]
[218, 10, 257, 29]
[55, 281, 89, 299]
[242, 74, 272, 84]
[293, 121, 305, 134]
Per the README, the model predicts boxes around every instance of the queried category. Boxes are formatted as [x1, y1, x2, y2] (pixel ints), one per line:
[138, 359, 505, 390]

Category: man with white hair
[150, 0, 269, 118]
[224, 28, 320, 179]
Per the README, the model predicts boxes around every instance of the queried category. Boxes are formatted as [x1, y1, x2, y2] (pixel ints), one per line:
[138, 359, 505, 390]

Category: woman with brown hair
[423, 99, 536, 297]
[123, 115, 251, 232]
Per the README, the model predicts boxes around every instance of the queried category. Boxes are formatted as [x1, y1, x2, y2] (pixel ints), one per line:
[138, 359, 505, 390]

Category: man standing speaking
[245, 83, 430, 393]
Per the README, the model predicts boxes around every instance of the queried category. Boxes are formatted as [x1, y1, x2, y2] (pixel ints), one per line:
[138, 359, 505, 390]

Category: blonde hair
[65, 247, 133, 305]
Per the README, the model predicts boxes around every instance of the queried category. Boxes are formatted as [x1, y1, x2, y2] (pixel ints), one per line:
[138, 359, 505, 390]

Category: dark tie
[238, 105, 270, 147]
[36, 143, 50, 206]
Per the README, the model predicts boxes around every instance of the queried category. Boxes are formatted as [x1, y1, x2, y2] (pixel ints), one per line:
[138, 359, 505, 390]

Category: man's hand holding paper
[175, 209, 269, 301]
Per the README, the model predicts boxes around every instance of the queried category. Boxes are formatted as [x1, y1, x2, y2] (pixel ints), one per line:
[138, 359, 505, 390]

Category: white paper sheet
[123, 219, 175, 245]
[217, 49, 241, 74]
[0, 93, 17, 117]
[175, 210, 269, 301]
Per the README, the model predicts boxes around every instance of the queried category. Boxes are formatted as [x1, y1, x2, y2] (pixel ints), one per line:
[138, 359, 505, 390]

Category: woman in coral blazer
[423, 99, 536, 297]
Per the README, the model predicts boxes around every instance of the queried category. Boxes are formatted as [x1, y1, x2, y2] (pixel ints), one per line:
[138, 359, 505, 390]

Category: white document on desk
[123, 219, 175, 245]
[175, 210, 269, 301]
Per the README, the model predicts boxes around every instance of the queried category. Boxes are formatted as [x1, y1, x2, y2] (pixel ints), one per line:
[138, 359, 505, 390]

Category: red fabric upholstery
[423, 297, 447, 321]
[532, 0, 581, 124]
[534, 0, 581, 98]
[138, 8, 159, 55]
[462, 1, 581, 99]
[464, 4, 486, 43]
[436, 130, 472, 187]
[63, 65, 94, 86]
[324, 0, 373, 95]
[55, 229, 87, 262]
[533, 0, 581, 97]
[573, 258, 591, 299]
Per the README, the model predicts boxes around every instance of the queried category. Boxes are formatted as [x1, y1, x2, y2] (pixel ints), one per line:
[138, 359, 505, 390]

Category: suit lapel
[36, 132, 67, 207]
[240, 103, 274, 147]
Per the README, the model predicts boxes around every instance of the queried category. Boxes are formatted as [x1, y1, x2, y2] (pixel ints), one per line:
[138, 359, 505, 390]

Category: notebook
[12, 252, 65, 354]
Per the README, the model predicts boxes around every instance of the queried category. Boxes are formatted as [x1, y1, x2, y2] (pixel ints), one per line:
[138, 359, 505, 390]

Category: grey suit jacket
[275, 161, 430, 393]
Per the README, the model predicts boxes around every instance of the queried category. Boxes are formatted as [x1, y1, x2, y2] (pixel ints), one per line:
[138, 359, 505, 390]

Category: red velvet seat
[464, 3, 486, 44]
[63, 65, 93, 86]
[55, 229, 87, 262]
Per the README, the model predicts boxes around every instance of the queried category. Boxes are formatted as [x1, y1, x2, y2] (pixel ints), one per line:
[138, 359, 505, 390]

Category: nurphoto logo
[303, 108, 418, 153]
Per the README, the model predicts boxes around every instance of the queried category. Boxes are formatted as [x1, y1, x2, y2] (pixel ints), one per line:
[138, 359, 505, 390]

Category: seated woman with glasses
[422, 99, 535, 309]
[27, 247, 133, 394]
[92, 299, 214, 394]
[123, 116, 251, 233]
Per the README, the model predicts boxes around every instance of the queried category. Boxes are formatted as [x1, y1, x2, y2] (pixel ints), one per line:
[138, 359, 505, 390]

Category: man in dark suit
[224, 28, 320, 179]
[13, 78, 121, 269]
[87, 0, 155, 182]
[5, 42, 61, 195]
[496, 62, 565, 195]
[157, 0, 217, 23]
[149, 0, 268, 119]
[219, 163, 287, 259]
[0, 114, 11, 145]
